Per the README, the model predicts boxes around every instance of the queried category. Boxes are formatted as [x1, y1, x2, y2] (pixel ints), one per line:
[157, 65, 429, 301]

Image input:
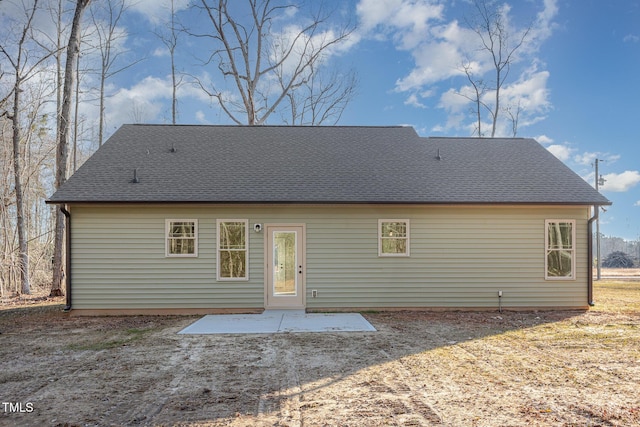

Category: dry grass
[600, 267, 640, 277]
[0, 281, 638, 426]
[592, 279, 640, 313]
[0, 292, 64, 311]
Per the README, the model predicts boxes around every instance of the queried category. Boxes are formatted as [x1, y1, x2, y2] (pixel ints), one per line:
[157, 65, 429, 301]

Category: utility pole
[594, 159, 605, 280]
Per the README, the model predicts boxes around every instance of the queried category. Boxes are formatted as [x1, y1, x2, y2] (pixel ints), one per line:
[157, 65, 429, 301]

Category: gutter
[47, 199, 609, 206]
[61, 206, 72, 312]
[587, 205, 598, 307]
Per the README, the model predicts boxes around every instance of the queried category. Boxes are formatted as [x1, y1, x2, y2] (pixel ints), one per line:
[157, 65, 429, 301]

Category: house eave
[45, 199, 613, 206]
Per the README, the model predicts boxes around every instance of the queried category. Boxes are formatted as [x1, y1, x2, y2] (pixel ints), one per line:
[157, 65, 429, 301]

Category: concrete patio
[178, 310, 376, 334]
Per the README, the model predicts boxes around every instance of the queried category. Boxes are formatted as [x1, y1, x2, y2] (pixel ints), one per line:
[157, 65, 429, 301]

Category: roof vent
[436, 149, 442, 160]
[169, 142, 177, 153]
[131, 168, 140, 184]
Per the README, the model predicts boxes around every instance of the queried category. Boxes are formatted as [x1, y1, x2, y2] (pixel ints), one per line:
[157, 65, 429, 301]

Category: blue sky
[6, 0, 637, 239]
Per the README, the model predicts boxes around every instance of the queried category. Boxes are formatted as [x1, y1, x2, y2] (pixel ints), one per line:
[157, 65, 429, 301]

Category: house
[47, 124, 611, 314]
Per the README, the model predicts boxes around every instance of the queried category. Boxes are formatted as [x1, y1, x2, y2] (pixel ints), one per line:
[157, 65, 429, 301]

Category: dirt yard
[1, 281, 639, 427]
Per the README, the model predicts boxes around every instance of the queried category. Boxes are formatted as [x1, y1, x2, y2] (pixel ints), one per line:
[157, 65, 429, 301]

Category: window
[545, 220, 575, 280]
[217, 219, 248, 280]
[166, 219, 198, 257]
[379, 219, 410, 256]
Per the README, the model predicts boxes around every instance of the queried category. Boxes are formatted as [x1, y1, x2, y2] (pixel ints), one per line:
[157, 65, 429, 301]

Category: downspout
[587, 205, 598, 307]
[61, 206, 72, 312]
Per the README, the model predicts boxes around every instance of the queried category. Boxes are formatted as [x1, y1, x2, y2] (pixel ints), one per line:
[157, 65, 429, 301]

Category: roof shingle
[47, 124, 611, 205]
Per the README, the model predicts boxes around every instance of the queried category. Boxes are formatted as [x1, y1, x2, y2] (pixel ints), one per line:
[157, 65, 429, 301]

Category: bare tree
[0, 0, 52, 294]
[154, 0, 183, 124]
[0, 112, 14, 298]
[282, 66, 357, 125]
[52, 0, 91, 297]
[504, 99, 522, 137]
[46, 0, 68, 151]
[89, 0, 141, 145]
[72, 40, 82, 173]
[192, 0, 356, 125]
[463, 0, 531, 137]
[129, 100, 149, 123]
[458, 61, 488, 137]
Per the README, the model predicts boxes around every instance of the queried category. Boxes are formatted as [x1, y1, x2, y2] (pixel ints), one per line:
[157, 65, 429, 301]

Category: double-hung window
[545, 219, 575, 280]
[217, 219, 248, 280]
[166, 219, 198, 257]
[379, 219, 410, 256]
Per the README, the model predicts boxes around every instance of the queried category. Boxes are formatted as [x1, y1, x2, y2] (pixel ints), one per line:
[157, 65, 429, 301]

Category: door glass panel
[273, 231, 297, 296]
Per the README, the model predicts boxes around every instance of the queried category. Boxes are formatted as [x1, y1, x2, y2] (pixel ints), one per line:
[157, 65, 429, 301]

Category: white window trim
[545, 219, 576, 280]
[378, 219, 410, 257]
[217, 219, 249, 281]
[165, 219, 198, 257]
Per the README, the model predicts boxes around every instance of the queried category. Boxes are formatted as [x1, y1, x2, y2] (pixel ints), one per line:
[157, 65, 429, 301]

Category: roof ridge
[126, 123, 411, 129]
[427, 136, 530, 140]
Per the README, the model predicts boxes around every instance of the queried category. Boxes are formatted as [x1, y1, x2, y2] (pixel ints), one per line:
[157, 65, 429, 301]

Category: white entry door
[266, 225, 305, 309]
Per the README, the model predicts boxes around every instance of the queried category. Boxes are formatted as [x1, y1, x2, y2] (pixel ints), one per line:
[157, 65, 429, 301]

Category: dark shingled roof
[47, 124, 611, 205]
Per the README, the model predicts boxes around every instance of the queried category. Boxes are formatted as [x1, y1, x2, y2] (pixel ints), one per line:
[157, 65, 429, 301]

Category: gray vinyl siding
[70, 204, 591, 310]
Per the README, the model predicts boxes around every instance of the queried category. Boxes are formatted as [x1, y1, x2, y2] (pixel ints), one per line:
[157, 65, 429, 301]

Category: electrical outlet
[312, 290, 318, 298]
[498, 290, 503, 297]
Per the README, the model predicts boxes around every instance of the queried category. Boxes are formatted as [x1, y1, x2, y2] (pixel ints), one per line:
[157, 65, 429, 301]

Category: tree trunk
[98, 75, 105, 146]
[12, 78, 30, 295]
[52, 0, 91, 298]
[73, 50, 81, 172]
[491, 68, 500, 137]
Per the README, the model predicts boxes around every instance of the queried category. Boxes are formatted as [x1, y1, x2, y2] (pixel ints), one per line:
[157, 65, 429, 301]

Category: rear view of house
[47, 125, 610, 314]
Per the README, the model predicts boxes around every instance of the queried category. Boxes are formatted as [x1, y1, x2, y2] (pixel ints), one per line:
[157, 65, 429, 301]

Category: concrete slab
[278, 312, 376, 333]
[178, 310, 376, 334]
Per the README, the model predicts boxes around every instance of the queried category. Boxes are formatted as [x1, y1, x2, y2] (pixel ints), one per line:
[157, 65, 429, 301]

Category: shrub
[602, 251, 635, 268]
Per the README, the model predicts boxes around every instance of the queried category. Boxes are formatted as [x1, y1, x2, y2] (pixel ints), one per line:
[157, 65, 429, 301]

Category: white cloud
[600, 171, 640, 192]
[535, 134, 553, 144]
[420, 88, 435, 98]
[357, 0, 559, 134]
[102, 74, 211, 128]
[436, 68, 551, 135]
[529, 0, 559, 48]
[623, 34, 639, 43]
[396, 35, 469, 90]
[128, 0, 190, 25]
[105, 76, 169, 125]
[537, 136, 576, 162]
[195, 111, 210, 124]
[0, 1, 61, 46]
[356, 0, 444, 50]
[364, 0, 559, 92]
[573, 151, 621, 166]
[500, 70, 551, 112]
[271, 24, 359, 78]
[438, 87, 471, 114]
[392, 19, 486, 92]
[546, 144, 573, 161]
[635, 201, 640, 207]
[153, 47, 168, 57]
[404, 93, 426, 108]
[573, 152, 598, 166]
